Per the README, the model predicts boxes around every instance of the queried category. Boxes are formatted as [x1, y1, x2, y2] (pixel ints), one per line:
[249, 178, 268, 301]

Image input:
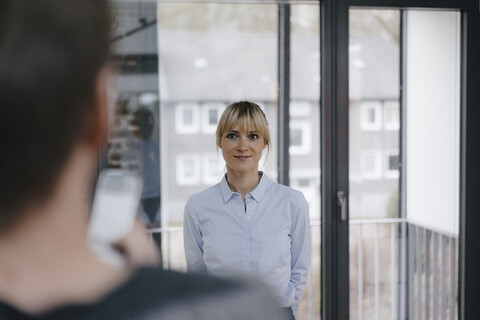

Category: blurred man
[0, 1, 288, 319]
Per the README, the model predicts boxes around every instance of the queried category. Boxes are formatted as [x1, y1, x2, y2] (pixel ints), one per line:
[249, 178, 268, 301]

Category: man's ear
[84, 66, 110, 149]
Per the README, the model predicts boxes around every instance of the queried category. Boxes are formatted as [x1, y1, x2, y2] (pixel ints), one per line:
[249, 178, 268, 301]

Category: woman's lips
[234, 155, 251, 160]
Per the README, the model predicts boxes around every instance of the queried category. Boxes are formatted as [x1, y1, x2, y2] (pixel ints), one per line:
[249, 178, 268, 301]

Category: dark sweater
[0, 267, 288, 320]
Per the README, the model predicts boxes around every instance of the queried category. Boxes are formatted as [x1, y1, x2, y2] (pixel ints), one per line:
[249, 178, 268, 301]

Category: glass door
[347, 7, 461, 320]
[348, 9, 402, 320]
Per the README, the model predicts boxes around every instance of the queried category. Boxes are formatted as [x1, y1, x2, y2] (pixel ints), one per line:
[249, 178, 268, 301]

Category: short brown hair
[0, 0, 110, 231]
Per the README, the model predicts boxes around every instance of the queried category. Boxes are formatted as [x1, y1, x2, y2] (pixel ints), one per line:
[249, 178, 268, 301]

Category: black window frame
[321, 0, 480, 319]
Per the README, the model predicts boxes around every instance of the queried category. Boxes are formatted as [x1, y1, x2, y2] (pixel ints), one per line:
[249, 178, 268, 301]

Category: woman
[183, 101, 311, 319]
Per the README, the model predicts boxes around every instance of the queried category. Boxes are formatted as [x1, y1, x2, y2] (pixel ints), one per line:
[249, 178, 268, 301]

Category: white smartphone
[88, 169, 142, 266]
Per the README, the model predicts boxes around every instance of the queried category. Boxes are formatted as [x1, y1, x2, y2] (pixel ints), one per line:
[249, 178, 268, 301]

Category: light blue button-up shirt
[183, 172, 311, 315]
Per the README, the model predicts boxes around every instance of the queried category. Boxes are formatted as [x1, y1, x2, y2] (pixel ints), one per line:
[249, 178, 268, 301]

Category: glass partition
[107, 1, 321, 319]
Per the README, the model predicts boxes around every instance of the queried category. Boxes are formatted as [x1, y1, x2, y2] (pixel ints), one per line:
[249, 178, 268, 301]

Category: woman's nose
[237, 137, 248, 150]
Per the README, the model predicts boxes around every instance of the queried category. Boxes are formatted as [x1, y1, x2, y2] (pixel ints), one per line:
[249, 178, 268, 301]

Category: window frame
[383, 100, 400, 131]
[384, 149, 400, 179]
[290, 121, 312, 155]
[202, 153, 225, 185]
[175, 103, 201, 134]
[359, 100, 382, 131]
[201, 103, 225, 134]
[176, 153, 201, 186]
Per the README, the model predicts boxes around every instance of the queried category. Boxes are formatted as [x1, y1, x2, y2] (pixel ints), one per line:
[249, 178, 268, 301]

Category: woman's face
[219, 123, 266, 176]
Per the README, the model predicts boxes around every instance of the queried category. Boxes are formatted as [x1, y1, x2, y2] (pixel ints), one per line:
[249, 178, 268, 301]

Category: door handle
[337, 191, 347, 221]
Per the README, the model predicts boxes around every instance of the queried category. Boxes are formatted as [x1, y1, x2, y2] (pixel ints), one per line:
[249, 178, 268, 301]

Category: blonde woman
[184, 101, 311, 319]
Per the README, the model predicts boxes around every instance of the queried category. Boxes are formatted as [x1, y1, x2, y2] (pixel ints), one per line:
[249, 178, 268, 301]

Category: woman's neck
[226, 169, 261, 203]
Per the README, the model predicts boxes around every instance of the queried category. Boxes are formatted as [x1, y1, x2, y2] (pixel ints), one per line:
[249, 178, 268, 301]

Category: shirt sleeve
[183, 198, 207, 273]
[289, 193, 312, 315]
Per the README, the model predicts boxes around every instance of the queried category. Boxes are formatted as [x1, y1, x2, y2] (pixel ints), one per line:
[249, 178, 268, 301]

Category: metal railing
[350, 218, 405, 320]
[148, 218, 458, 320]
[350, 218, 458, 320]
[147, 222, 321, 320]
[407, 223, 458, 320]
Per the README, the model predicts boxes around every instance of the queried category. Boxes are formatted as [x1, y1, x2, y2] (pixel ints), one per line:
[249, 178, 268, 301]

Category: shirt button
[246, 216, 251, 220]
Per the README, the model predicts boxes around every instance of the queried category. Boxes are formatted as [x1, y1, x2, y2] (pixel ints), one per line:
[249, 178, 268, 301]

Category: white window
[384, 150, 400, 179]
[361, 150, 382, 179]
[290, 101, 312, 117]
[175, 103, 200, 134]
[201, 103, 224, 134]
[176, 154, 201, 185]
[384, 100, 400, 130]
[360, 101, 382, 131]
[202, 153, 225, 184]
[289, 121, 312, 155]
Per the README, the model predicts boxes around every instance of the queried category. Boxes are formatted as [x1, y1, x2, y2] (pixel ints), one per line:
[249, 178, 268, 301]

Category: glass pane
[157, 3, 278, 272]
[290, 4, 321, 319]
[208, 109, 217, 125]
[291, 128, 303, 146]
[404, 10, 460, 319]
[108, 1, 162, 257]
[349, 8, 401, 319]
[349, 8, 460, 320]
[183, 109, 193, 125]
[108, 2, 321, 318]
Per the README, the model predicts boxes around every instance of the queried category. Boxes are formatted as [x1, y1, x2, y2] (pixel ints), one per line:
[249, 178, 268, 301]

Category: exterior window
[175, 103, 200, 134]
[290, 101, 312, 117]
[202, 103, 224, 134]
[202, 153, 225, 184]
[384, 100, 400, 130]
[385, 150, 400, 178]
[361, 150, 382, 179]
[297, 178, 310, 187]
[176, 154, 201, 185]
[360, 101, 382, 131]
[289, 121, 312, 155]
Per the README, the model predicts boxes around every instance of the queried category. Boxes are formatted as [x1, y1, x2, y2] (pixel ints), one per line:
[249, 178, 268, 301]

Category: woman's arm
[183, 198, 207, 273]
[289, 193, 312, 315]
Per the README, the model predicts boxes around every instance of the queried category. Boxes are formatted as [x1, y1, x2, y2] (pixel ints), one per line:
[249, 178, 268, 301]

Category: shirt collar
[219, 174, 235, 203]
[249, 171, 269, 202]
[219, 171, 271, 204]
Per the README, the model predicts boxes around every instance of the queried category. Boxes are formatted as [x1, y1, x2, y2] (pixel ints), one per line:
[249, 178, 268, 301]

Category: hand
[113, 218, 159, 268]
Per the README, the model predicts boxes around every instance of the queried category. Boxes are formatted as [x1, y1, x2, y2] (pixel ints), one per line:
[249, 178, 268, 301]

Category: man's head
[0, 0, 110, 231]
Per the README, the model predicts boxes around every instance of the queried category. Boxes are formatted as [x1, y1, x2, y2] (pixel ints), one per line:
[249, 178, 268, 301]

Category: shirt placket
[243, 194, 254, 273]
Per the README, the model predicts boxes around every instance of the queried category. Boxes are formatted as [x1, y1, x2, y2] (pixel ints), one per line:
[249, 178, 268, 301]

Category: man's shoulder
[124, 267, 241, 297]
[0, 267, 288, 320]
[109, 267, 289, 320]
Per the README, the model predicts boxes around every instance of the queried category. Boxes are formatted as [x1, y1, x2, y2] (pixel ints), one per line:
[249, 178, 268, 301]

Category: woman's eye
[226, 133, 237, 139]
[249, 134, 259, 140]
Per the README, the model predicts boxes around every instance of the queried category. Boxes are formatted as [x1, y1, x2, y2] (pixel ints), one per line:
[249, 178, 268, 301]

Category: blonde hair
[216, 101, 271, 151]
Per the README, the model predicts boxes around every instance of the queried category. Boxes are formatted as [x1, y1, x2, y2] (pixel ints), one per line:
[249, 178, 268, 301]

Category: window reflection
[157, 3, 278, 233]
[108, 2, 321, 318]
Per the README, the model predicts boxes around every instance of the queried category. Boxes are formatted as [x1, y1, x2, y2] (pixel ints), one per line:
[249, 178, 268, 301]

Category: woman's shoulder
[187, 183, 222, 204]
[266, 178, 304, 200]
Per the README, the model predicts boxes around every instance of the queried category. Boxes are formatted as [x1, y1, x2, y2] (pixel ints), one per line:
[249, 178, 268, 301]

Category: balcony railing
[148, 218, 458, 320]
[349, 218, 458, 320]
